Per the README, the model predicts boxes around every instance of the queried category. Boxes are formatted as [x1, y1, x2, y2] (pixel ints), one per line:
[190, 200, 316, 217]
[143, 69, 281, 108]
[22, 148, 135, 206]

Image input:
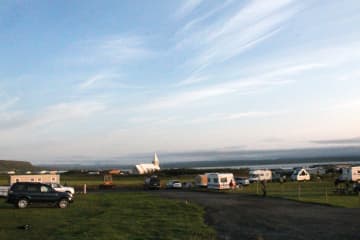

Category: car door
[39, 184, 59, 202]
[27, 184, 42, 202]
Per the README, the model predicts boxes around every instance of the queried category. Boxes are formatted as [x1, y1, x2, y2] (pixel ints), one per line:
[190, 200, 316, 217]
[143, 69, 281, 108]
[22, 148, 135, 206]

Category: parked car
[166, 180, 182, 189]
[235, 177, 250, 186]
[7, 182, 74, 209]
[144, 175, 160, 190]
[182, 182, 193, 189]
[45, 183, 75, 194]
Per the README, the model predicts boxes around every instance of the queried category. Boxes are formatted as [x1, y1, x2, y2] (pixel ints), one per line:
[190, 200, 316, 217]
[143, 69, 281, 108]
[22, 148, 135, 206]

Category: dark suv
[7, 182, 74, 209]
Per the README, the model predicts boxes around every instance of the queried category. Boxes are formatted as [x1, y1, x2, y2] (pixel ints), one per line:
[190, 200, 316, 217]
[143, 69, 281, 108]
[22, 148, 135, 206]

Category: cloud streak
[312, 137, 360, 145]
[177, 0, 300, 71]
[65, 35, 152, 66]
[175, 0, 203, 19]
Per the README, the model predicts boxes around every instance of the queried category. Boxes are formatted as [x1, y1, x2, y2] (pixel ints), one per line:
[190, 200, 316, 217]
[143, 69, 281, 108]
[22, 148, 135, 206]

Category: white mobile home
[249, 170, 272, 182]
[291, 168, 310, 181]
[339, 166, 360, 182]
[10, 174, 60, 185]
[207, 173, 235, 190]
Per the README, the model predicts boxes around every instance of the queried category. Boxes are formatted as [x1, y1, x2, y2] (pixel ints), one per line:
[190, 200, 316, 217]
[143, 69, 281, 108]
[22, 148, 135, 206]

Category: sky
[0, 0, 360, 164]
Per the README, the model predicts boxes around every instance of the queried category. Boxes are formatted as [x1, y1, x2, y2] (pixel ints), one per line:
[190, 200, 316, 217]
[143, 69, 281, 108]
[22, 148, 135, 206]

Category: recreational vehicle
[339, 166, 360, 182]
[291, 168, 310, 181]
[249, 170, 272, 182]
[207, 173, 235, 190]
[195, 174, 208, 187]
[10, 174, 60, 185]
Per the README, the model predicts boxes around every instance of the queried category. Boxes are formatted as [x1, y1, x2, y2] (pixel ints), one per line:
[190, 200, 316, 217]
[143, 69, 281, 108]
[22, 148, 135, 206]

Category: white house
[134, 153, 160, 175]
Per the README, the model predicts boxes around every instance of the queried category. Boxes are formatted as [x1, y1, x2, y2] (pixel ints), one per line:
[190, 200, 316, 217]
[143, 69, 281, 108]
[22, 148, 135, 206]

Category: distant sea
[39, 146, 360, 171]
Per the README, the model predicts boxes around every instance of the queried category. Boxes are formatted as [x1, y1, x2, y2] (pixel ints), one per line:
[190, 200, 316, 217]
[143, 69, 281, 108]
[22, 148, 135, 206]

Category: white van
[207, 173, 235, 190]
[249, 170, 272, 182]
[291, 168, 310, 181]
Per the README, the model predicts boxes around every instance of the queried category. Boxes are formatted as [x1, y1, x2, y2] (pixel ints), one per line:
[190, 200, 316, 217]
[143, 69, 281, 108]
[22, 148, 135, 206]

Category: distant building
[134, 153, 160, 175]
[108, 169, 121, 175]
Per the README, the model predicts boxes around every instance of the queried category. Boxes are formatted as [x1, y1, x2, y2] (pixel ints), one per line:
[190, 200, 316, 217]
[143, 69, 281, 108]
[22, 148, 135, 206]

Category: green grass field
[235, 180, 360, 208]
[0, 192, 215, 240]
[1, 173, 359, 208]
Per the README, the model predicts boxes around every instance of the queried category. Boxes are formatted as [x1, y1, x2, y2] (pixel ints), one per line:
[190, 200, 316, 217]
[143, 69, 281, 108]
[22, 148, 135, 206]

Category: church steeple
[152, 152, 160, 167]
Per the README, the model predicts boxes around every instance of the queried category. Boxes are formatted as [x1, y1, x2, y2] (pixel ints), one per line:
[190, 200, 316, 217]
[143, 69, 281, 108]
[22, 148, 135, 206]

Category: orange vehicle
[99, 174, 115, 190]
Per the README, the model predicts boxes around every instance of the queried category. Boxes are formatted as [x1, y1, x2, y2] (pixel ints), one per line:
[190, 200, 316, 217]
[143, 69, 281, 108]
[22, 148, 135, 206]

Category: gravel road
[155, 191, 360, 240]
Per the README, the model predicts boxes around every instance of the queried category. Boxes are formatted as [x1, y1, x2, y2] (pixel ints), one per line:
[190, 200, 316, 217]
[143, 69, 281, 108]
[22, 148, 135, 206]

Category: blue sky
[0, 0, 360, 164]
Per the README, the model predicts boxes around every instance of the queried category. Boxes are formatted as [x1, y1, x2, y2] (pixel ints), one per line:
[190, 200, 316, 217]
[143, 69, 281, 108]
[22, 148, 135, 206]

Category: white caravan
[291, 168, 310, 181]
[339, 166, 360, 182]
[249, 170, 272, 182]
[207, 173, 235, 190]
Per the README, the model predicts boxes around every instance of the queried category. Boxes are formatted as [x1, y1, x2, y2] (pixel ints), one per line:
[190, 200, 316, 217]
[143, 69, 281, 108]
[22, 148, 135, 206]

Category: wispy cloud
[78, 73, 121, 90]
[175, 0, 203, 19]
[0, 97, 20, 111]
[146, 78, 291, 110]
[175, 0, 234, 36]
[176, 74, 209, 86]
[188, 111, 282, 124]
[29, 101, 106, 128]
[312, 137, 360, 145]
[65, 35, 152, 66]
[177, 0, 301, 70]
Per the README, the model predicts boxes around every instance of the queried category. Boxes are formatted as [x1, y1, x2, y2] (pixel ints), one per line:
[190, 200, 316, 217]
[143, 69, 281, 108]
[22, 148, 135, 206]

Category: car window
[28, 185, 40, 192]
[12, 184, 26, 191]
[41, 185, 51, 192]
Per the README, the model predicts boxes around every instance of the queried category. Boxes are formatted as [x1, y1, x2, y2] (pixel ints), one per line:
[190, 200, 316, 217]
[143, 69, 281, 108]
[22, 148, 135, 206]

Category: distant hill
[0, 160, 36, 171]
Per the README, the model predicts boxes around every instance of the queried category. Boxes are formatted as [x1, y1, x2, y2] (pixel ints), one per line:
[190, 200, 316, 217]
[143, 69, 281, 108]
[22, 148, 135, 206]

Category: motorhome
[207, 173, 235, 190]
[339, 166, 360, 182]
[195, 174, 208, 187]
[249, 170, 272, 182]
[291, 168, 310, 181]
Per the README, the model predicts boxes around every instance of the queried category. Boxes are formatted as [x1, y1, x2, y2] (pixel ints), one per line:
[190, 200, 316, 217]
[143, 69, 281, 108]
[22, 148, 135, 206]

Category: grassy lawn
[236, 180, 360, 208]
[0, 192, 215, 240]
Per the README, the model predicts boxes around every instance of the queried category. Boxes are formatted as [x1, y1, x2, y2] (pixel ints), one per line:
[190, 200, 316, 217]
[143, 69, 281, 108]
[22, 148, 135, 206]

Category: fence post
[325, 186, 328, 203]
[84, 184, 87, 194]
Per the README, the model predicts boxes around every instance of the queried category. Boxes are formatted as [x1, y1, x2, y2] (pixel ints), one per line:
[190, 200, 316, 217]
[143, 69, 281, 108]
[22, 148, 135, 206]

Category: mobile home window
[220, 177, 227, 183]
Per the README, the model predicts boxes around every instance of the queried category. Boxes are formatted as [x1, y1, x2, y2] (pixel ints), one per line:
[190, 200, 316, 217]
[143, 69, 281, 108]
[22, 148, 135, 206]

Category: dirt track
[155, 191, 360, 240]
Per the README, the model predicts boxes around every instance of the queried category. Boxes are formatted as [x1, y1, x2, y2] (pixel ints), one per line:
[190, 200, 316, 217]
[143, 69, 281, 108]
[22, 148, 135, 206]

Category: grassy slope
[0, 160, 35, 171]
[0, 192, 215, 240]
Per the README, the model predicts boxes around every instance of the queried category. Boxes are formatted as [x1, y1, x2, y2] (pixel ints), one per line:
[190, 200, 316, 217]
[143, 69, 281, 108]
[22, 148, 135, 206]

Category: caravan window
[300, 171, 306, 176]
[213, 178, 218, 183]
[220, 177, 227, 183]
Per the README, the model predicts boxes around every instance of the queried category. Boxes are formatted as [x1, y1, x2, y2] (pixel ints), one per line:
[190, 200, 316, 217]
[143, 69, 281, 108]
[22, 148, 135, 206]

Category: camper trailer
[339, 166, 360, 182]
[10, 174, 60, 185]
[291, 168, 310, 181]
[249, 170, 272, 182]
[195, 174, 208, 188]
[207, 173, 235, 190]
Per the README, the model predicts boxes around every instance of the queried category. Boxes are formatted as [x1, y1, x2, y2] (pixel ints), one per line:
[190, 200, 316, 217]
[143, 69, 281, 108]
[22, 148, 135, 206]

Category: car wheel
[17, 198, 29, 209]
[58, 199, 69, 209]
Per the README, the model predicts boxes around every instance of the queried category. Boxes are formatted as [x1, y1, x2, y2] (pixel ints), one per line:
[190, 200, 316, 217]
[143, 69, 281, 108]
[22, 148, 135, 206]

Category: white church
[133, 152, 160, 175]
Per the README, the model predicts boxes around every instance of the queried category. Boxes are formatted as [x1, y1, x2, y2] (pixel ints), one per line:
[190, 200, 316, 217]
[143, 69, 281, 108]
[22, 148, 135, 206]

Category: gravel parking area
[155, 191, 360, 240]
